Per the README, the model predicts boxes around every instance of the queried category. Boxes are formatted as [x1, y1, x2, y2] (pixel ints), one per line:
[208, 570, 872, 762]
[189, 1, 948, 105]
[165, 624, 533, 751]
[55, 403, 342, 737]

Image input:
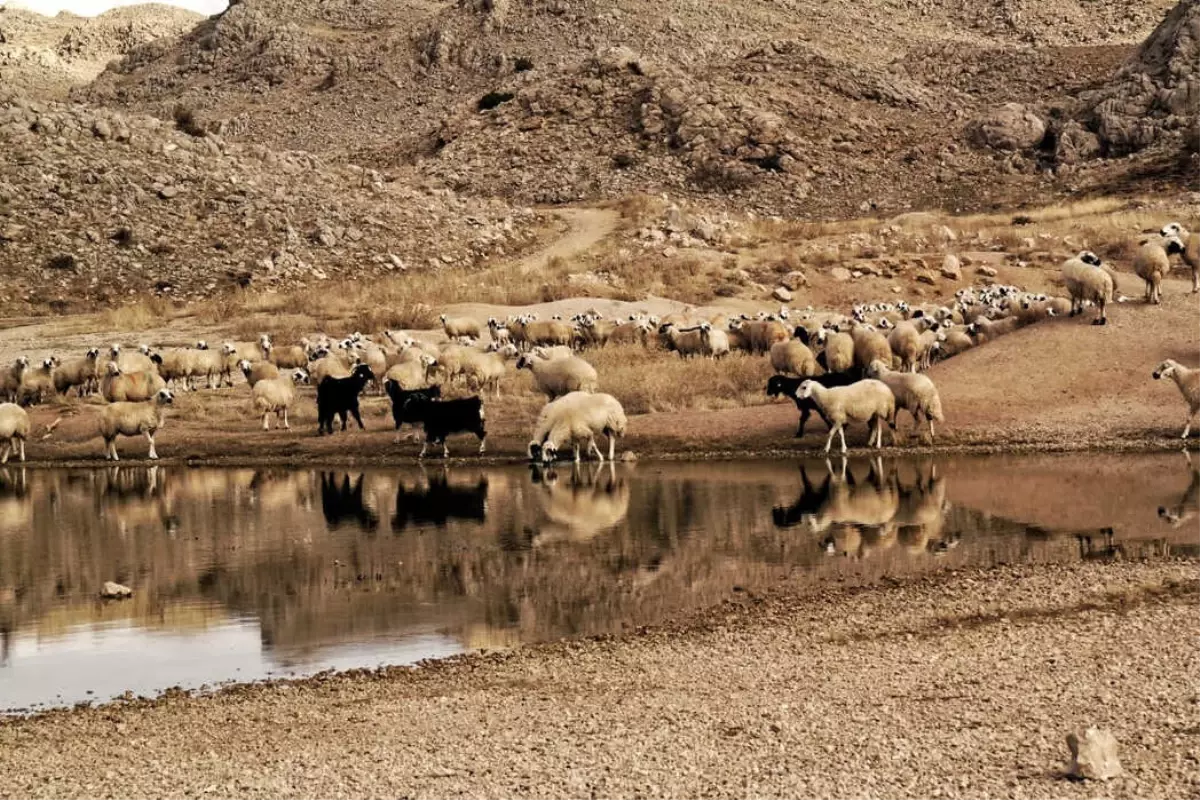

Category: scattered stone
[100, 581, 133, 599]
[619, 451, 638, 463]
[1066, 727, 1124, 781]
[976, 266, 998, 278]
[781, 270, 808, 290]
[967, 103, 1046, 151]
[940, 255, 962, 280]
[157, 185, 179, 200]
[772, 286, 793, 302]
[662, 246, 678, 258]
[915, 270, 937, 285]
[830, 266, 853, 282]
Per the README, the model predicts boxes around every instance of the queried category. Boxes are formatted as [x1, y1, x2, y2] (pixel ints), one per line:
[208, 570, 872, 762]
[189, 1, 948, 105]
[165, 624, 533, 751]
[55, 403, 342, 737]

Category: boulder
[940, 254, 962, 280]
[830, 266, 853, 282]
[915, 271, 937, 286]
[1054, 121, 1102, 165]
[101, 581, 133, 599]
[772, 286, 793, 302]
[1067, 727, 1124, 781]
[967, 103, 1046, 151]
[781, 270, 808, 290]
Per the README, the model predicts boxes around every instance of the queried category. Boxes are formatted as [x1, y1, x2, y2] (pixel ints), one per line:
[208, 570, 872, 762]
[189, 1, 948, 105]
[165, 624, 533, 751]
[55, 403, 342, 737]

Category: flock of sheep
[0, 222, 1194, 464]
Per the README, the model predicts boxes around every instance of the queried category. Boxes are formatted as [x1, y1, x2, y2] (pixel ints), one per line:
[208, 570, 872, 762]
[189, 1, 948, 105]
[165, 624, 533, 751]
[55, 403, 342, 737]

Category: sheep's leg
[442, 441, 449, 459]
[928, 417, 936, 442]
[146, 432, 158, 460]
[608, 434, 616, 463]
[478, 435, 486, 455]
[262, 412, 271, 431]
[1183, 414, 1194, 440]
[588, 437, 604, 463]
[0, 441, 9, 465]
[838, 425, 848, 455]
[17, 437, 24, 463]
[573, 443, 581, 464]
[418, 438, 428, 459]
[282, 409, 290, 430]
[108, 439, 119, 462]
[795, 407, 810, 438]
[1093, 299, 1107, 326]
[823, 425, 838, 454]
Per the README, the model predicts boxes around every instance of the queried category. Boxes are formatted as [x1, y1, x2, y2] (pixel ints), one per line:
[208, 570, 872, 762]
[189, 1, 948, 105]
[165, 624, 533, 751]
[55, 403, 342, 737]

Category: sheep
[265, 341, 310, 369]
[108, 344, 156, 375]
[100, 362, 167, 402]
[440, 314, 482, 341]
[1152, 359, 1200, 439]
[316, 364, 375, 435]
[769, 339, 817, 377]
[766, 372, 858, 438]
[384, 381, 442, 441]
[851, 325, 893, 374]
[816, 330, 855, 374]
[222, 338, 267, 363]
[797, 379, 895, 454]
[697, 322, 730, 358]
[385, 354, 439, 389]
[865, 360, 945, 442]
[153, 348, 203, 391]
[1161, 223, 1199, 293]
[53, 348, 100, 396]
[739, 319, 789, 354]
[531, 345, 575, 361]
[98, 388, 174, 461]
[460, 350, 507, 397]
[1061, 251, 1114, 325]
[191, 347, 232, 389]
[435, 342, 476, 382]
[966, 314, 1021, 343]
[0, 357, 29, 403]
[658, 323, 707, 358]
[528, 391, 627, 463]
[515, 317, 575, 348]
[577, 316, 616, 348]
[401, 395, 487, 458]
[933, 329, 974, 361]
[607, 320, 651, 347]
[17, 358, 57, 405]
[516, 353, 598, 399]
[887, 321, 923, 373]
[309, 354, 353, 385]
[1134, 234, 1186, 305]
[0, 403, 30, 463]
[251, 372, 304, 430]
[239, 358, 280, 388]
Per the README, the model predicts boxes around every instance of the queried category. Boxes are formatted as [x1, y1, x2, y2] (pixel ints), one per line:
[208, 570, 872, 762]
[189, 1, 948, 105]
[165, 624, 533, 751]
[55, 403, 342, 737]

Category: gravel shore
[1, 559, 1196, 799]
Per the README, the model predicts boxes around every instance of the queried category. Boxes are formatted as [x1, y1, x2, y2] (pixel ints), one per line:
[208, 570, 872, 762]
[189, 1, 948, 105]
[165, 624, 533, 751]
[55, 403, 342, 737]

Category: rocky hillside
[0, 91, 538, 311]
[0, 4, 202, 98]
[79, 0, 1186, 217]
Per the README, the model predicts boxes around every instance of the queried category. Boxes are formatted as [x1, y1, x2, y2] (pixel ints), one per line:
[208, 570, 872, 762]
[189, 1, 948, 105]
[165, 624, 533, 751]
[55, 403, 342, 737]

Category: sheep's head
[515, 355, 532, 370]
[1152, 360, 1177, 380]
[865, 360, 888, 378]
[420, 354, 438, 368]
[797, 380, 816, 399]
[1163, 235, 1186, 256]
[221, 343, 237, 356]
[878, 318, 893, 330]
[109, 344, 121, 357]
[195, 340, 208, 350]
[105, 362, 121, 376]
[766, 376, 786, 397]
[526, 440, 542, 461]
[1079, 251, 1102, 266]
[138, 344, 151, 355]
[156, 389, 174, 405]
[439, 314, 448, 323]
[259, 334, 271, 348]
[292, 369, 310, 385]
[41, 358, 55, 370]
[815, 329, 828, 345]
[1161, 222, 1187, 238]
[86, 348, 100, 360]
[238, 359, 252, 375]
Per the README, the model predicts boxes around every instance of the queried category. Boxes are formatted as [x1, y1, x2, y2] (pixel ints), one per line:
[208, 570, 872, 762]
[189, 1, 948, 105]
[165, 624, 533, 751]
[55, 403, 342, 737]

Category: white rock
[101, 581, 132, 599]
[1067, 727, 1124, 781]
[772, 286, 793, 302]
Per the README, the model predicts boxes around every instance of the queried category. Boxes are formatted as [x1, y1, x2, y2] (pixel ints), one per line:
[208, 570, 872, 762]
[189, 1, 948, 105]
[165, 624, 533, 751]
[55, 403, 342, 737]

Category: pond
[0, 453, 1195, 713]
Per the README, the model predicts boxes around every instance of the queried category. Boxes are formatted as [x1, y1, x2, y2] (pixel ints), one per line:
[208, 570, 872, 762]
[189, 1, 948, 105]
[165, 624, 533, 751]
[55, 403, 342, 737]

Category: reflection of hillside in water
[0, 454, 1196, 662]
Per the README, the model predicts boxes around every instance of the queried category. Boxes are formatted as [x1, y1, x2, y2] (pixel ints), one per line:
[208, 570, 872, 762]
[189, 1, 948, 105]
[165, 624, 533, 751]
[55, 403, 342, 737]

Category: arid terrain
[0, 0, 1197, 796]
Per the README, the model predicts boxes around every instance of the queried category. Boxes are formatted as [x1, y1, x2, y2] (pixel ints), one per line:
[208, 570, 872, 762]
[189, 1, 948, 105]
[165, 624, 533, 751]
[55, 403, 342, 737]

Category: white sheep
[252, 372, 304, 430]
[309, 354, 353, 385]
[1152, 359, 1200, 439]
[265, 341, 310, 369]
[1161, 223, 1199, 293]
[1061, 251, 1114, 325]
[887, 321, 922, 373]
[0, 403, 30, 463]
[816, 329, 855, 374]
[100, 362, 167, 402]
[528, 391, 628, 463]
[531, 345, 576, 361]
[697, 322, 730, 358]
[53, 348, 100, 396]
[797, 379, 895, 454]
[461, 350, 507, 397]
[1135, 234, 1186, 305]
[769, 339, 816, 377]
[109, 344, 156, 374]
[440, 314, 483, 340]
[384, 354, 439, 389]
[0, 357, 30, 403]
[657, 323, 706, 358]
[931, 329, 974, 362]
[239, 358, 280, 388]
[18, 358, 57, 405]
[517, 353, 598, 399]
[851, 325, 893, 373]
[99, 388, 174, 461]
[865, 360, 945, 442]
[222, 339, 267, 363]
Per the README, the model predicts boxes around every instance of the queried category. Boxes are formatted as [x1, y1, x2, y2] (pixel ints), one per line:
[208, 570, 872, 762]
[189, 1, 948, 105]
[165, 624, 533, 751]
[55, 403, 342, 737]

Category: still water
[1, 454, 1195, 712]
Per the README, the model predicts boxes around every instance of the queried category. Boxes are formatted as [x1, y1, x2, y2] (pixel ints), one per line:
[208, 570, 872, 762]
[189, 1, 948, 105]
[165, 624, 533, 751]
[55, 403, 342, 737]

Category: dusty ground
[0, 559, 1195, 798]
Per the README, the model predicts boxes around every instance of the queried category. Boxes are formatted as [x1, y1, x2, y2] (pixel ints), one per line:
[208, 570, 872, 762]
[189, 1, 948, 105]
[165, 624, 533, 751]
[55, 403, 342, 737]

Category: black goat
[320, 472, 380, 532]
[766, 371, 859, 438]
[317, 364, 375, 435]
[384, 380, 441, 437]
[392, 471, 489, 531]
[402, 395, 487, 458]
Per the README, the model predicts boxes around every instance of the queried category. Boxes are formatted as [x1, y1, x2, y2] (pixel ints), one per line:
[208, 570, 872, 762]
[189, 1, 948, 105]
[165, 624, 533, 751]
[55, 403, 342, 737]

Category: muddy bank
[1, 559, 1196, 798]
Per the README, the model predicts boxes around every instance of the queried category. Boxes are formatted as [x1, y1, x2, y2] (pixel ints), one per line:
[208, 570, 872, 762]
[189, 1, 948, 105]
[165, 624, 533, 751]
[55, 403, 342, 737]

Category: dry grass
[585, 345, 774, 414]
[98, 297, 174, 331]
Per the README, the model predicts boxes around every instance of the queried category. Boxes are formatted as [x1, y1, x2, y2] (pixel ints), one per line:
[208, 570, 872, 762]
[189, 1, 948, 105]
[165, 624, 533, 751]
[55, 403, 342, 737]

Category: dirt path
[1, 560, 1195, 799]
[516, 207, 619, 275]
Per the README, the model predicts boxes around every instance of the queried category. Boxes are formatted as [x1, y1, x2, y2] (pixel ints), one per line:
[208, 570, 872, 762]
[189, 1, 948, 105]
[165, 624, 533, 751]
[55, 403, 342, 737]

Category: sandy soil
[0, 559, 1195, 798]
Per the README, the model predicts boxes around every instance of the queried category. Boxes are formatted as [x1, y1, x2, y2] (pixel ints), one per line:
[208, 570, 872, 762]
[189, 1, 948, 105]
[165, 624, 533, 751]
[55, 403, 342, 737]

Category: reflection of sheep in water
[1158, 450, 1198, 530]
[391, 468, 488, 531]
[528, 461, 630, 546]
[889, 461, 954, 555]
[319, 472, 379, 532]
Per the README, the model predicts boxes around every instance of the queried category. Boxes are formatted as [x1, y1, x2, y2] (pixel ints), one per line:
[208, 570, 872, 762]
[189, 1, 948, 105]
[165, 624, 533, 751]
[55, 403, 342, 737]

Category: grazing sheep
[697, 322, 731, 358]
[865, 360, 945, 442]
[251, 372, 303, 430]
[816, 330, 855, 374]
[222, 338, 267, 363]
[309, 354, 353, 385]
[933, 329, 974, 361]
[265, 341, 310, 369]
[99, 388, 174, 461]
[1061, 251, 1114, 325]
[0, 357, 29, 403]
[797, 379, 895, 454]
[53, 348, 100, 396]
[0, 403, 30, 463]
[401, 395, 487, 458]
[608, 320, 652, 347]
[531, 345, 575, 361]
[435, 342, 476, 382]
[769, 339, 817, 377]
[578, 316, 617, 348]
[516, 318, 574, 348]
[1152, 359, 1200, 439]
[384, 381, 442, 441]
[18, 358, 57, 405]
[316, 364, 375, 435]
[851, 325, 893, 374]
[191, 347, 232, 389]
[440, 314, 483, 341]
[460, 350, 507, 397]
[239, 358, 280, 388]
[153, 347, 203, 391]
[1134, 235, 1186, 305]
[739, 319, 789, 354]
[528, 391, 627, 463]
[100, 362, 167, 403]
[1161, 223, 1199, 293]
[516, 353, 598, 399]
[966, 315, 1021, 343]
[887, 321, 922, 373]
[766, 372, 858, 438]
[385, 354, 439, 389]
[658, 323, 707, 358]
